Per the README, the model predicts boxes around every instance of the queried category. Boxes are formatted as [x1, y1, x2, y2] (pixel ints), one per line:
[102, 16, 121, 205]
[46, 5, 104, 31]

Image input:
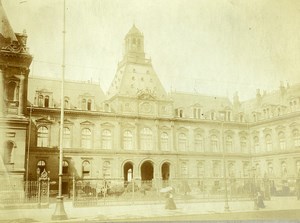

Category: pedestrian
[257, 191, 265, 209]
[296, 171, 300, 200]
[165, 191, 176, 210]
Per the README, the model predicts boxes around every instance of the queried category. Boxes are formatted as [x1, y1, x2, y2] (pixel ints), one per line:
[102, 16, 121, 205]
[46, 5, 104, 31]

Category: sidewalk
[0, 197, 299, 222]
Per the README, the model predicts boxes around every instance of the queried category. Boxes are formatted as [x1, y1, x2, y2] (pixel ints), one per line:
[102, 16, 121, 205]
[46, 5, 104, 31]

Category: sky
[2, 0, 300, 101]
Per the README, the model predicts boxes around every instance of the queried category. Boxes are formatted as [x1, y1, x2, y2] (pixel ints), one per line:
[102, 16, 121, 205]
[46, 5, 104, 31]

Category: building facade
[24, 25, 300, 194]
[1, 0, 300, 195]
[0, 1, 33, 184]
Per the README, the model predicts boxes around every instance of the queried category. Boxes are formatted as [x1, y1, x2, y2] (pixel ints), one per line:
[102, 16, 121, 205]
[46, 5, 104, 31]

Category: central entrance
[141, 161, 153, 181]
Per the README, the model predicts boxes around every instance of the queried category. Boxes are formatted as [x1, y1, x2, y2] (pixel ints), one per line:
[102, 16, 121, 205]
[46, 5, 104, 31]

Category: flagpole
[52, 0, 67, 219]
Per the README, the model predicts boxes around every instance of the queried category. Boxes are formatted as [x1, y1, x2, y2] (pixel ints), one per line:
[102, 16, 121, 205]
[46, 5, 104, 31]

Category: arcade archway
[141, 161, 153, 181]
[123, 162, 133, 182]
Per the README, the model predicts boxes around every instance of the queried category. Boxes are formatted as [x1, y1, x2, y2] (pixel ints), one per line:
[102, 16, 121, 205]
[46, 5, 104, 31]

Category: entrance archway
[161, 162, 170, 180]
[123, 162, 133, 182]
[141, 161, 153, 181]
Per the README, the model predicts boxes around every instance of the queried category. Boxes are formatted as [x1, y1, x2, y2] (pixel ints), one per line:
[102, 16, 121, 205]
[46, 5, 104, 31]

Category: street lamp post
[252, 166, 259, 210]
[221, 121, 229, 212]
[52, 0, 68, 220]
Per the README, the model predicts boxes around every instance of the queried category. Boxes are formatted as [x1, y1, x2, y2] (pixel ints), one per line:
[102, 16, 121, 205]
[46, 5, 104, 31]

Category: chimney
[256, 89, 262, 105]
[233, 91, 240, 110]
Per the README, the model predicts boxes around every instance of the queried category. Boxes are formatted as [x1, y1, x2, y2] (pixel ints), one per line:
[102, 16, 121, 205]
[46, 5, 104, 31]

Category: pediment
[121, 122, 135, 129]
[289, 122, 299, 128]
[160, 126, 171, 131]
[194, 128, 204, 133]
[275, 125, 286, 131]
[101, 122, 115, 128]
[209, 129, 220, 135]
[35, 117, 53, 124]
[263, 128, 272, 134]
[251, 130, 259, 136]
[58, 119, 74, 125]
[177, 127, 188, 132]
[224, 130, 234, 135]
[239, 130, 248, 136]
[80, 120, 94, 125]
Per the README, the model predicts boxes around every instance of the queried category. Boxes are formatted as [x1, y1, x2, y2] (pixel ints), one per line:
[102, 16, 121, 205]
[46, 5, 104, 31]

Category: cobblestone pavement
[0, 196, 299, 222]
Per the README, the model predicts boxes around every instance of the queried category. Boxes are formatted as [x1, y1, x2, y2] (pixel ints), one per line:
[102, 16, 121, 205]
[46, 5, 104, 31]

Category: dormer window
[38, 95, 43, 107]
[81, 99, 86, 110]
[87, 99, 92, 111]
[35, 90, 53, 108]
[44, 96, 49, 108]
[64, 97, 69, 109]
[179, 109, 183, 118]
[211, 112, 215, 120]
[193, 107, 202, 119]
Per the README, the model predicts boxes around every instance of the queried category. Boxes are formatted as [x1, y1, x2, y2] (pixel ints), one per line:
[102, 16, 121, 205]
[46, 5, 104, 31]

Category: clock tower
[124, 25, 145, 59]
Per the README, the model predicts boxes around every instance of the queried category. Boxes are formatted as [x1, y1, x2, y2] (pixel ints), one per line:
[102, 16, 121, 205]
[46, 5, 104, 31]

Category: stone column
[135, 119, 139, 150]
[154, 120, 159, 152]
[18, 74, 25, 116]
[171, 121, 176, 152]
[116, 119, 121, 151]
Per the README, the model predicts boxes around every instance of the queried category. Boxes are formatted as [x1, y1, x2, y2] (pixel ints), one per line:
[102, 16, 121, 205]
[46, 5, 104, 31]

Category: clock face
[141, 102, 152, 113]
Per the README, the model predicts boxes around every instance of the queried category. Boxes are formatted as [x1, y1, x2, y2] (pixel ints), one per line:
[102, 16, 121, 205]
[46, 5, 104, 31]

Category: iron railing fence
[72, 177, 258, 207]
[0, 180, 50, 208]
[72, 176, 300, 207]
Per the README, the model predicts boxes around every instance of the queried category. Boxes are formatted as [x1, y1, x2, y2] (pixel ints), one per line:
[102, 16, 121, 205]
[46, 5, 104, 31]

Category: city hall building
[1, 1, 300, 194]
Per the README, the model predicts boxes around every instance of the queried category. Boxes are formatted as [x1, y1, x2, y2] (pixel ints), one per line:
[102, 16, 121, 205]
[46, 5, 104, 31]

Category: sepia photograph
[1, 0, 300, 222]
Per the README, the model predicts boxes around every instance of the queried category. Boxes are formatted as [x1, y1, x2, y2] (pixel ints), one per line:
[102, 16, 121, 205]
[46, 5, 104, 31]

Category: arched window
[140, 127, 153, 150]
[62, 160, 69, 174]
[267, 162, 273, 176]
[6, 81, 16, 101]
[102, 129, 112, 150]
[195, 134, 204, 152]
[296, 161, 300, 175]
[81, 99, 86, 110]
[181, 161, 188, 176]
[63, 127, 71, 148]
[211, 135, 219, 152]
[212, 161, 221, 177]
[37, 160, 46, 174]
[243, 162, 250, 177]
[240, 136, 247, 153]
[87, 99, 92, 111]
[281, 161, 287, 177]
[265, 134, 272, 152]
[44, 95, 49, 108]
[37, 126, 49, 147]
[278, 132, 286, 150]
[38, 95, 44, 107]
[178, 133, 187, 151]
[160, 132, 169, 151]
[254, 136, 260, 153]
[103, 161, 111, 178]
[81, 128, 92, 148]
[228, 162, 235, 177]
[123, 130, 133, 150]
[4, 141, 14, 164]
[197, 161, 205, 177]
[293, 129, 300, 148]
[82, 160, 91, 178]
[225, 136, 233, 152]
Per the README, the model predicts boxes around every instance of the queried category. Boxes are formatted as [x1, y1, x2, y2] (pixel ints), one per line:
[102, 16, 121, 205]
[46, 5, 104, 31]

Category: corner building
[26, 25, 300, 193]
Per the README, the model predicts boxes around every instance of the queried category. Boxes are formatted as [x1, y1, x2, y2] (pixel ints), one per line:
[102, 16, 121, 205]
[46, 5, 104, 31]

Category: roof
[27, 76, 106, 109]
[170, 91, 232, 111]
[0, 1, 17, 48]
[125, 25, 142, 37]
